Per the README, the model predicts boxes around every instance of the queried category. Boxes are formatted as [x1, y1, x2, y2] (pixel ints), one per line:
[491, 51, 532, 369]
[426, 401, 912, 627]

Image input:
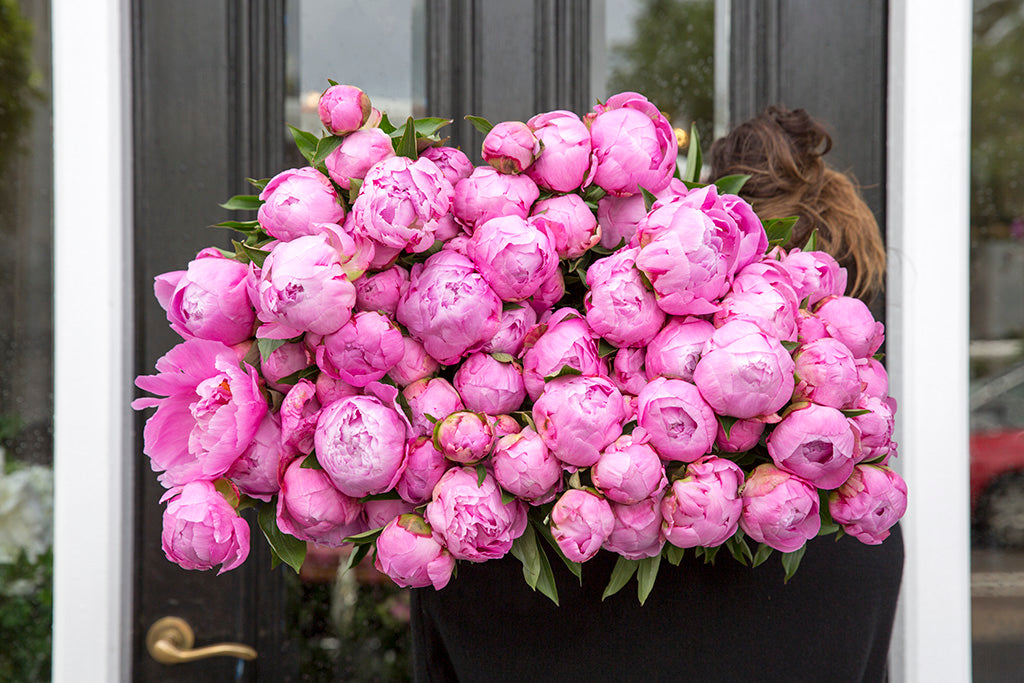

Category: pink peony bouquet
[134, 82, 905, 604]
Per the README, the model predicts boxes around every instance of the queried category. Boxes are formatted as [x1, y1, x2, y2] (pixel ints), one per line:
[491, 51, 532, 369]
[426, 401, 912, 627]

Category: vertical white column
[51, 0, 133, 680]
[887, 1, 973, 681]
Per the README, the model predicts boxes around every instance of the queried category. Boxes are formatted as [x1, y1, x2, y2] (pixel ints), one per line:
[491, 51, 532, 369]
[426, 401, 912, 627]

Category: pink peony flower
[276, 457, 363, 547]
[603, 495, 666, 560]
[225, 412, 285, 501]
[767, 403, 860, 490]
[434, 411, 495, 465]
[261, 341, 312, 393]
[468, 215, 559, 301]
[526, 110, 594, 192]
[597, 193, 647, 250]
[529, 194, 600, 259]
[588, 91, 677, 196]
[402, 377, 465, 437]
[318, 84, 372, 135]
[251, 232, 357, 338]
[533, 375, 626, 468]
[133, 338, 267, 487]
[644, 316, 715, 382]
[740, 464, 821, 553]
[363, 498, 417, 530]
[395, 436, 450, 505]
[829, 465, 907, 544]
[714, 271, 799, 342]
[351, 156, 454, 253]
[692, 320, 796, 419]
[661, 456, 744, 548]
[396, 251, 503, 365]
[521, 310, 605, 401]
[453, 352, 527, 415]
[154, 250, 255, 345]
[279, 379, 321, 456]
[257, 167, 346, 242]
[792, 337, 862, 409]
[610, 347, 648, 396]
[425, 467, 527, 561]
[314, 395, 408, 498]
[314, 373, 359, 406]
[849, 395, 897, 462]
[387, 336, 441, 388]
[316, 310, 405, 387]
[453, 166, 539, 230]
[815, 295, 885, 359]
[161, 480, 250, 573]
[491, 427, 562, 503]
[592, 435, 668, 504]
[421, 146, 474, 186]
[527, 267, 566, 315]
[550, 488, 615, 562]
[779, 249, 848, 305]
[714, 418, 765, 453]
[354, 264, 409, 318]
[480, 303, 538, 357]
[324, 127, 395, 189]
[585, 247, 666, 348]
[635, 377, 717, 463]
[374, 514, 456, 589]
[857, 357, 890, 399]
[481, 120, 540, 174]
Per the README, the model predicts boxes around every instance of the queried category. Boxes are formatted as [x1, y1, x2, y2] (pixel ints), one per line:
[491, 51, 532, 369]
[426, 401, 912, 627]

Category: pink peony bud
[468, 215, 559, 301]
[261, 341, 312, 392]
[779, 249, 848, 305]
[610, 347, 648, 396]
[692, 320, 796, 419]
[363, 498, 417, 530]
[374, 514, 456, 589]
[856, 357, 889, 399]
[533, 375, 626, 468]
[280, 378, 321, 456]
[160, 481, 250, 573]
[425, 467, 527, 561]
[521, 310, 605, 401]
[314, 373, 359, 406]
[814, 295, 884, 359]
[324, 128, 395, 189]
[154, 251, 255, 345]
[792, 338, 862, 409]
[492, 427, 562, 503]
[276, 457, 363, 547]
[588, 91, 677, 196]
[402, 377, 465, 437]
[481, 121, 541, 174]
[421, 146, 475, 186]
[225, 412, 285, 501]
[596, 193, 647, 250]
[481, 303, 538, 356]
[767, 403, 860, 490]
[550, 489, 615, 562]
[603, 495, 666, 560]
[352, 156, 454, 253]
[829, 465, 907, 544]
[740, 463, 820, 553]
[490, 414, 522, 437]
[453, 166, 540, 230]
[849, 395, 897, 462]
[388, 336, 441, 388]
[318, 84, 372, 135]
[434, 411, 495, 465]
[585, 247, 666, 348]
[453, 352, 527, 415]
[527, 267, 566, 315]
[526, 110, 594, 192]
[396, 436, 450, 505]
[314, 395, 408, 498]
[592, 435, 668, 505]
[316, 310, 404, 387]
[714, 271, 799, 342]
[661, 456, 744, 548]
[644, 316, 715, 382]
[257, 167, 346, 242]
[530, 194, 600, 259]
[354, 264, 409, 317]
[714, 418, 765, 453]
[635, 377, 717, 463]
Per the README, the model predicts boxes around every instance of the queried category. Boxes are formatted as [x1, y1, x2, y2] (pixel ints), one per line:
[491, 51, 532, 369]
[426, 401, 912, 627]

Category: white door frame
[49, 1, 974, 681]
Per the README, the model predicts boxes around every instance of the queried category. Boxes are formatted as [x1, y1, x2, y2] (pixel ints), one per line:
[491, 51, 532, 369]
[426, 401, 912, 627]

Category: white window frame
[51, 0, 133, 681]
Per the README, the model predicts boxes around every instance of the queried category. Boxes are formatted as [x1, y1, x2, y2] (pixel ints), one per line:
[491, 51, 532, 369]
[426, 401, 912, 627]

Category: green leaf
[348, 177, 363, 204]
[781, 544, 807, 582]
[501, 489, 516, 505]
[257, 337, 286, 362]
[342, 527, 384, 545]
[780, 339, 800, 353]
[664, 544, 685, 566]
[246, 177, 270, 190]
[764, 216, 799, 246]
[345, 542, 373, 572]
[583, 185, 607, 204]
[288, 124, 319, 164]
[510, 524, 542, 590]
[396, 117, 419, 159]
[327, 78, 339, 86]
[681, 180, 704, 190]
[752, 542, 774, 568]
[725, 533, 753, 566]
[213, 219, 261, 230]
[358, 491, 404, 503]
[312, 134, 346, 168]
[841, 408, 872, 418]
[640, 186, 658, 212]
[716, 414, 738, 441]
[258, 502, 307, 573]
[602, 556, 640, 600]
[683, 123, 702, 183]
[378, 113, 397, 135]
[465, 115, 495, 134]
[713, 174, 751, 195]
[274, 364, 320, 387]
[636, 553, 661, 606]
[544, 365, 583, 381]
[219, 194, 262, 211]
[233, 240, 270, 268]
[476, 463, 487, 486]
[597, 338, 618, 358]
[702, 544, 721, 565]
[803, 230, 818, 251]
[408, 117, 452, 138]
[300, 452, 322, 470]
[213, 478, 240, 509]
[490, 352, 516, 363]
[533, 518, 583, 582]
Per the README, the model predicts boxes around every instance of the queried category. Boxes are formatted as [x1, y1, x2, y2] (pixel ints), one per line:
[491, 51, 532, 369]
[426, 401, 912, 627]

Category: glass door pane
[970, 1, 1024, 679]
[0, 0, 53, 679]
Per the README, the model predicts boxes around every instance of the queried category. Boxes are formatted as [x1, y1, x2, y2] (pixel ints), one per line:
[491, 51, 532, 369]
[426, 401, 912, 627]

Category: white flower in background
[0, 448, 54, 565]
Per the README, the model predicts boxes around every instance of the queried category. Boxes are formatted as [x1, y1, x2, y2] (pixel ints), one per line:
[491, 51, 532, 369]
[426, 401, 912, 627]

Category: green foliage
[607, 0, 715, 144]
[0, 0, 42, 177]
[972, 0, 1024, 232]
[0, 550, 53, 682]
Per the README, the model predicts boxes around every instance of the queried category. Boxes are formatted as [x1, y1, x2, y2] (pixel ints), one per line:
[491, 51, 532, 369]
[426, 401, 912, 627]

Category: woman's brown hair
[708, 106, 886, 300]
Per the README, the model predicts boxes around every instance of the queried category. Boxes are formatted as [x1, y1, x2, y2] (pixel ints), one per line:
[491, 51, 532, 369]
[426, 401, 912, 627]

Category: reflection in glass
[0, 0, 53, 680]
[283, 2, 424, 678]
[970, 1, 1024, 680]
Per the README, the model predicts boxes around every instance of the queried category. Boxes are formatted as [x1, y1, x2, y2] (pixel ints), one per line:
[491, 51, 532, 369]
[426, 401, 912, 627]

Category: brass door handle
[146, 616, 257, 664]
